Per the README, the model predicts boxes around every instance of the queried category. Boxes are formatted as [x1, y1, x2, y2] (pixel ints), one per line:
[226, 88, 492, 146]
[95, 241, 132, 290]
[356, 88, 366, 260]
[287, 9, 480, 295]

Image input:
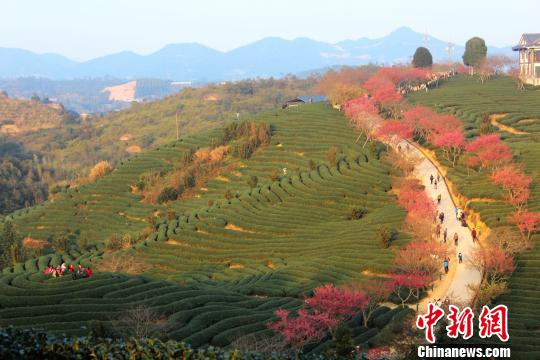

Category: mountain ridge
[0, 27, 514, 81]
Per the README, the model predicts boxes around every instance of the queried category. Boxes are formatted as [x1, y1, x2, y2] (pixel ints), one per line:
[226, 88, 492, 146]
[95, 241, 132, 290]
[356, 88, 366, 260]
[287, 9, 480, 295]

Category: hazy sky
[1, 0, 536, 60]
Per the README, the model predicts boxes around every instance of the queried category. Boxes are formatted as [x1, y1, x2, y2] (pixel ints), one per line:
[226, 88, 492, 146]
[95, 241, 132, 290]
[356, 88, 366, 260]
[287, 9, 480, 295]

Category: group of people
[455, 207, 468, 227]
[43, 262, 93, 280]
[443, 252, 464, 274]
[398, 69, 457, 95]
[429, 172, 477, 276]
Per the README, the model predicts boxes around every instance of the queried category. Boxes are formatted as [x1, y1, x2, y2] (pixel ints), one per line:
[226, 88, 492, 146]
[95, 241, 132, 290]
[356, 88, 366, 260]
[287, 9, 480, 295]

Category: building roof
[513, 33, 540, 51]
[297, 95, 327, 103]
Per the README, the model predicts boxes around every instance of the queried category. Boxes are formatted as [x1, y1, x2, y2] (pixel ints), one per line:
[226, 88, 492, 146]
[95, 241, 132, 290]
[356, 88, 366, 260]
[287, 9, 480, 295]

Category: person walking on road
[453, 232, 459, 246]
[458, 252, 463, 263]
[443, 228, 448, 243]
[430, 174, 434, 184]
[434, 180, 438, 189]
[436, 223, 441, 238]
[437, 194, 442, 205]
[455, 207, 459, 220]
[443, 258, 449, 274]
[439, 211, 445, 224]
[437, 174, 440, 182]
[471, 228, 477, 243]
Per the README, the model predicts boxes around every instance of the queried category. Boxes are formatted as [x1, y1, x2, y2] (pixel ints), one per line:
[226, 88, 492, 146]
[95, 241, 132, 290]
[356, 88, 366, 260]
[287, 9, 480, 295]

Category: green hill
[19, 77, 317, 182]
[0, 104, 410, 349]
[409, 75, 540, 358]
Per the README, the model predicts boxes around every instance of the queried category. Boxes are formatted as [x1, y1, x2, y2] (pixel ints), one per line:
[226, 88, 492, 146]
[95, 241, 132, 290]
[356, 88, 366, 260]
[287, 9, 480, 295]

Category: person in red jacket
[85, 267, 93, 278]
[68, 264, 75, 272]
[471, 228, 477, 242]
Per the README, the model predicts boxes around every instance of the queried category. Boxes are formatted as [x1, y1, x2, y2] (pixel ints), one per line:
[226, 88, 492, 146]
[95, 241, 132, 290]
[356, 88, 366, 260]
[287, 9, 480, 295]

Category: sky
[0, 0, 536, 61]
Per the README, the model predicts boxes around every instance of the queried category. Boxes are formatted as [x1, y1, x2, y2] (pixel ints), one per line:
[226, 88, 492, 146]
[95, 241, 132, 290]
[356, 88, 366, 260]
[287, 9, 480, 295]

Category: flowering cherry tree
[393, 240, 445, 278]
[431, 129, 465, 167]
[342, 95, 378, 118]
[376, 121, 414, 148]
[267, 284, 367, 351]
[390, 272, 431, 307]
[491, 166, 532, 209]
[465, 134, 512, 170]
[350, 279, 394, 327]
[510, 210, 540, 240]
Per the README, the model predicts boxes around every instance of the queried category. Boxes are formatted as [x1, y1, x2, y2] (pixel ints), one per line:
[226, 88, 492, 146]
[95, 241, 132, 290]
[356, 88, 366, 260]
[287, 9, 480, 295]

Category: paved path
[399, 141, 482, 309]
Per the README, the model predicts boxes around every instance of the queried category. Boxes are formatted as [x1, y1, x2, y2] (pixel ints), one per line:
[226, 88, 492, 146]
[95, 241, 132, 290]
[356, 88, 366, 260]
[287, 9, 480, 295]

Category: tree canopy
[463, 37, 487, 68]
[412, 47, 433, 68]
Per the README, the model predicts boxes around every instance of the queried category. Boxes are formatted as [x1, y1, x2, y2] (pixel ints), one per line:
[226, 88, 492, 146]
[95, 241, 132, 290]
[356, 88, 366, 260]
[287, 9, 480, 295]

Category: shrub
[347, 207, 368, 220]
[105, 234, 124, 251]
[183, 174, 196, 189]
[52, 235, 69, 253]
[224, 189, 233, 200]
[376, 225, 396, 248]
[96, 253, 150, 274]
[157, 187, 178, 203]
[308, 159, 316, 170]
[325, 325, 354, 358]
[112, 304, 170, 339]
[327, 146, 338, 166]
[247, 176, 258, 189]
[269, 170, 281, 182]
[89, 161, 113, 181]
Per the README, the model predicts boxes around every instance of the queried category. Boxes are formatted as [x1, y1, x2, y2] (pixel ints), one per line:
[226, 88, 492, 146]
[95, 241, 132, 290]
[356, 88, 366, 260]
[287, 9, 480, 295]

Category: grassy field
[0, 103, 412, 350]
[409, 75, 540, 358]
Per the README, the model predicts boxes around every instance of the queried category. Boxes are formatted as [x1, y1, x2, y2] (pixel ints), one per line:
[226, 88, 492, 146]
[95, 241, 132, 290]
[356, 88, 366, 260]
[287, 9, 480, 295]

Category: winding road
[399, 140, 482, 309]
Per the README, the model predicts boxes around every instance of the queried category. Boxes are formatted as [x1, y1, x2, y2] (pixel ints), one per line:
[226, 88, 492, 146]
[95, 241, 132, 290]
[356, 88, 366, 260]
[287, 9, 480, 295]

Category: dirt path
[490, 114, 528, 135]
[398, 141, 482, 310]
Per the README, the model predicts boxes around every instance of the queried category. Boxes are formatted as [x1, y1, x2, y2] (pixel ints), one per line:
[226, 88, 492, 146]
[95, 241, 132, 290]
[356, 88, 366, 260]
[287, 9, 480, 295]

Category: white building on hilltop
[513, 33, 540, 86]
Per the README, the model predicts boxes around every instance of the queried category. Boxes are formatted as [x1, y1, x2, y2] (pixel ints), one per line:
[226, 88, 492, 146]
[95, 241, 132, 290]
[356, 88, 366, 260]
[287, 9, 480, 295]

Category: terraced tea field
[0, 104, 411, 349]
[409, 76, 540, 357]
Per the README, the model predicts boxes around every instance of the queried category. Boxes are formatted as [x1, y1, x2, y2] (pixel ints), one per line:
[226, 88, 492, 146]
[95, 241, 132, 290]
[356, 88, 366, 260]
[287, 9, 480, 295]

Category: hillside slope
[0, 93, 76, 134]
[0, 104, 411, 348]
[409, 76, 540, 358]
[17, 77, 316, 183]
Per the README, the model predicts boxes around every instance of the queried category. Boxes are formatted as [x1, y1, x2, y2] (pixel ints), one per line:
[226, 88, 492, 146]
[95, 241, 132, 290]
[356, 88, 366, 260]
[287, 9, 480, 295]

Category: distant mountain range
[0, 27, 514, 81]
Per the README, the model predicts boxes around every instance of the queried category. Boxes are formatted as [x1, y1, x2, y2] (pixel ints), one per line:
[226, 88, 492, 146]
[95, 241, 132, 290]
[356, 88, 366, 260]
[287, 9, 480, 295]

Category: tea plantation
[0, 104, 412, 350]
[409, 75, 540, 357]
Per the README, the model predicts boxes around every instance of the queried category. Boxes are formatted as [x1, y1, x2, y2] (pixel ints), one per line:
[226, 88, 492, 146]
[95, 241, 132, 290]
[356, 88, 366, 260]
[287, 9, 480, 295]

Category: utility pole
[175, 111, 180, 140]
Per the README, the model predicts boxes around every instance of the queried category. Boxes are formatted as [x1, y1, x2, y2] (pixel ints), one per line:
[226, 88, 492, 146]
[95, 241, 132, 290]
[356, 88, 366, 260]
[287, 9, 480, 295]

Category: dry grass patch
[126, 145, 142, 154]
[215, 175, 230, 182]
[22, 237, 50, 249]
[225, 223, 255, 233]
[228, 263, 244, 269]
[166, 240, 190, 247]
[96, 253, 150, 274]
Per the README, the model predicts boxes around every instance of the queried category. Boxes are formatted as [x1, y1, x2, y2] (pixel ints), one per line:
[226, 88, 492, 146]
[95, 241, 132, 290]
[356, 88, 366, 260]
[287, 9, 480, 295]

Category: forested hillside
[19, 77, 317, 183]
[0, 136, 51, 215]
[0, 92, 77, 134]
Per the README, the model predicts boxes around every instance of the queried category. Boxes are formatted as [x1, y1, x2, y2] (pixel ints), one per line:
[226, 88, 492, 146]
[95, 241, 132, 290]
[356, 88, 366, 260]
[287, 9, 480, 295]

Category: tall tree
[412, 47, 433, 68]
[463, 37, 487, 74]
[0, 221, 21, 269]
